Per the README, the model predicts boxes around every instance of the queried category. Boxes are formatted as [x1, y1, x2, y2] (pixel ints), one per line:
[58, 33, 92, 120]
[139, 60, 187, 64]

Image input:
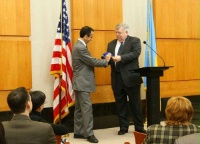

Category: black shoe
[135, 129, 147, 134]
[74, 134, 86, 139]
[118, 129, 128, 135]
[87, 135, 99, 143]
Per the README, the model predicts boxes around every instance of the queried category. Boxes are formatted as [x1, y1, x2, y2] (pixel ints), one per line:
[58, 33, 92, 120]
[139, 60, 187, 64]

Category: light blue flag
[144, 0, 157, 87]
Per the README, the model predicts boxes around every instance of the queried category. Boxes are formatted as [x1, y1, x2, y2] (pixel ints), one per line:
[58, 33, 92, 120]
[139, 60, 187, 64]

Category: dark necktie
[116, 42, 123, 72]
[117, 42, 124, 55]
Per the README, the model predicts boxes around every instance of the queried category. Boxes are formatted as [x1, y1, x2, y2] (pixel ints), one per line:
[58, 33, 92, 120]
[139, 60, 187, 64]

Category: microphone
[143, 41, 165, 67]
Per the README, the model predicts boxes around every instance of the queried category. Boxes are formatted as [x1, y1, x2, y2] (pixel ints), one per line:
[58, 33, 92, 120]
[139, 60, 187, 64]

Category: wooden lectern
[134, 66, 172, 127]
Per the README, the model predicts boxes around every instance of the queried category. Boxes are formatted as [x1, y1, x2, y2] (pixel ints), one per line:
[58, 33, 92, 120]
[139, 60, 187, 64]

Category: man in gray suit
[174, 133, 199, 144]
[107, 23, 145, 135]
[2, 87, 56, 144]
[72, 26, 111, 143]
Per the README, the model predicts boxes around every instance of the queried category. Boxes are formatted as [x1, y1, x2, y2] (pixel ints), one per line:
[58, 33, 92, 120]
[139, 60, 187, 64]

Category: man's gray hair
[115, 23, 129, 32]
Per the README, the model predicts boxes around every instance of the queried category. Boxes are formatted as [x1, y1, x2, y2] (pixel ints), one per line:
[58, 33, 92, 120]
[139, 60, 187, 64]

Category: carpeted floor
[66, 125, 139, 144]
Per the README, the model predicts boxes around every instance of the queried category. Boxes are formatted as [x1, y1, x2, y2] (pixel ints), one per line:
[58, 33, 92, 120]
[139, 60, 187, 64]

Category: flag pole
[58, 0, 63, 125]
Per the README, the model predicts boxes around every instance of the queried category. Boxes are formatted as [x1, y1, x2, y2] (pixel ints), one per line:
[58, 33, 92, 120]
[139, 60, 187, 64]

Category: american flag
[50, 0, 75, 124]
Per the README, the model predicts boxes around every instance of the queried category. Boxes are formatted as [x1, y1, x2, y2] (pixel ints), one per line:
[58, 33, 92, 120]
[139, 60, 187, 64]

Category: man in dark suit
[107, 23, 146, 135]
[2, 87, 56, 144]
[72, 26, 111, 143]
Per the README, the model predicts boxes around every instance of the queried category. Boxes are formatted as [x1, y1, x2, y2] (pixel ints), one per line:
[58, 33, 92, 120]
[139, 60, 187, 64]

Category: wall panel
[0, 0, 30, 35]
[153, 0, 199, 98]
[157, 39, 199, 81]
[0, 0, 31, 112]
[71, 0, 122, 30]
[160, 80, 199, 98]
[0, 91, 10, 111]
[0, 39, 32, 90]
[154, 0, 199, 38]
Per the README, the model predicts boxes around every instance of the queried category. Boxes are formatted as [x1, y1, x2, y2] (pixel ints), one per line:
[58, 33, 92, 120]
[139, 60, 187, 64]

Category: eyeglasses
[43, 101, 47, 105]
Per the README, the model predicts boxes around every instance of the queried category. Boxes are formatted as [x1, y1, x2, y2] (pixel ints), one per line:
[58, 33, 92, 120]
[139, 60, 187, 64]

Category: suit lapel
[120, 36, 130, 54]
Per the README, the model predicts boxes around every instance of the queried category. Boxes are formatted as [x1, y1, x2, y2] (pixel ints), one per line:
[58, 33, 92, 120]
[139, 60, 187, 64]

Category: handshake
[101, 52, 121, 62]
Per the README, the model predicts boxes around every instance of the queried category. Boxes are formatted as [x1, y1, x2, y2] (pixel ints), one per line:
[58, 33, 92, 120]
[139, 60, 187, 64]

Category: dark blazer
[2, 114, 56, 144]
[72, 40, 108, 92]
[0, 122, 6, 144]
[107, 36, 143, 89]
[30, 111, 68, 135]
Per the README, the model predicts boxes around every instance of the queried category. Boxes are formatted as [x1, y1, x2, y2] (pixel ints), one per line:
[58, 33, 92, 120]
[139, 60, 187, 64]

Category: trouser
[114, 72, 144, 131]
[74, 91, 94, 137]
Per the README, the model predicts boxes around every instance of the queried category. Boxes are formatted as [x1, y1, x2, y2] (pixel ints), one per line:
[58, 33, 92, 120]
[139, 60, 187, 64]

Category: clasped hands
[104, 53, 121, 62]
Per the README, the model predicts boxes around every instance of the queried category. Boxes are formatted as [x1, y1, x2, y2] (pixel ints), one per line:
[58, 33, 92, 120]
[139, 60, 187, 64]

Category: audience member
[0, 122, 6, 144]
[29, 90, 69, 135]
[174, 133, 199, 144]
[142, 96, 199, 144]
[2, 87, 56, 144]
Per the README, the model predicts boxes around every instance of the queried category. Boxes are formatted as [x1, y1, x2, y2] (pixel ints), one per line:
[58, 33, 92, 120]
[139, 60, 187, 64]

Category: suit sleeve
[77, 46, 108, 67]
[121, 37, 141, 64]
[48, 125, 57, 144]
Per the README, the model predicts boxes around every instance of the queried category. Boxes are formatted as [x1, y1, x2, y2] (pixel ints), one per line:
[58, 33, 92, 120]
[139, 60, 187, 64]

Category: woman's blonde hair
[165, 96, 194, 125]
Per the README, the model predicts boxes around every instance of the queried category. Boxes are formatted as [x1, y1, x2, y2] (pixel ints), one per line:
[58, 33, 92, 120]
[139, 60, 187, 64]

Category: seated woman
[29, 90, 69, 135]
[142, 96, 199, 144]
[0, 122, 6, 144]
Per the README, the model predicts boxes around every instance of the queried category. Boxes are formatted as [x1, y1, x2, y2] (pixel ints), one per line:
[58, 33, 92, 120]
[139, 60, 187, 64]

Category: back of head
[80, 26, 94, 38]
[7, 87, 30, 114]
[165, 96, 194, 125]
[29, 91, 46, 111]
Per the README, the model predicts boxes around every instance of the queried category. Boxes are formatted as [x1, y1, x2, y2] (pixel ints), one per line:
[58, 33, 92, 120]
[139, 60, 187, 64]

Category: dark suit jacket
[72, 40, 108, 92]
[107, 36, 143, 89]
[0, 122, 6, 144]
[2, 114, 56, 144]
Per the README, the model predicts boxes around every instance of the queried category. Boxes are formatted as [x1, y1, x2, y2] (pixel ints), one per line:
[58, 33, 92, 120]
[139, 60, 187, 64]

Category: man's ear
[27, 100, 32, 111]
[27, 100, 30, 107]
[83, 35, 88, 40]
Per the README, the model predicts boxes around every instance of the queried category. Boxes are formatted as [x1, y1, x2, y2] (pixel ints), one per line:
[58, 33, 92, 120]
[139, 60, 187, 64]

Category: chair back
[55, 135, 70, 144]
[56, 135, 61, 144]
[133, 131, 147, 144]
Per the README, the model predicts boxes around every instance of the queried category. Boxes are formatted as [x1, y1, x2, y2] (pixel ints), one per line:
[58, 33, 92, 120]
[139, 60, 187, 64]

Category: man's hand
[105, 53, 112, 62]
[112, 55, 121, 62]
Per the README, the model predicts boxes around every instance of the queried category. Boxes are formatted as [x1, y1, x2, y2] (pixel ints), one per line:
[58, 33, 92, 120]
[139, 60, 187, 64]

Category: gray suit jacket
[72, 40, 108, 92]
[2, 114, 56, 144]
[107, 36, 143, 90]
[174, 133, 199, 144]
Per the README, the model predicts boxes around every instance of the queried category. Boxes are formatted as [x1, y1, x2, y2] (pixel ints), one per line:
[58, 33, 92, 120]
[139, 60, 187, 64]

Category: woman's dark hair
[80, 26, 94, 38]
[29, 91, 46, 111]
